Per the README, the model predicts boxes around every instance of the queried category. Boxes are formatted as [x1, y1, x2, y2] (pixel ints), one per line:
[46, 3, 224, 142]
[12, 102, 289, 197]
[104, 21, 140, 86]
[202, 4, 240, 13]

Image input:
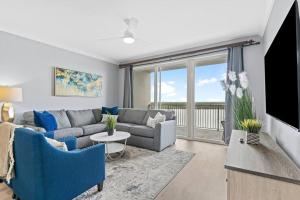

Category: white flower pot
[246, 132, 260, 144]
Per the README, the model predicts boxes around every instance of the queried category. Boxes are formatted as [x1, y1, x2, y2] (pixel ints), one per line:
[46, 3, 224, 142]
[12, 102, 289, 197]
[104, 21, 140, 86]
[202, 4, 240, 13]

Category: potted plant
[221, 71, 256, 130]
[241, 119, 262, 144]
[234, 90, 256, 130]
[106, 114, 117, 136]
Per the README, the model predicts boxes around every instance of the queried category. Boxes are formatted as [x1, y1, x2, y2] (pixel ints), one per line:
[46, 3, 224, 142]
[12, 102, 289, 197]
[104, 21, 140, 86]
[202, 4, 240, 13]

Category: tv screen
[265, 1, 300, 130]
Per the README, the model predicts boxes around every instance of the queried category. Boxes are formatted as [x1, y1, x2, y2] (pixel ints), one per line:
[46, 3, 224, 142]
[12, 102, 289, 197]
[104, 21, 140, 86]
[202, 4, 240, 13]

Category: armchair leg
[97, 182, 103, 192]
[12, 193, 21, 200]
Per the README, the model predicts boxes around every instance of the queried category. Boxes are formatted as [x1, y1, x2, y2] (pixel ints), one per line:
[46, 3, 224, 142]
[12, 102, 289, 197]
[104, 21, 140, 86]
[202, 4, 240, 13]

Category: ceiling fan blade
[135, 38, 154, 46]
[124, 18, 138, 30]
[135, 37, 173, 46]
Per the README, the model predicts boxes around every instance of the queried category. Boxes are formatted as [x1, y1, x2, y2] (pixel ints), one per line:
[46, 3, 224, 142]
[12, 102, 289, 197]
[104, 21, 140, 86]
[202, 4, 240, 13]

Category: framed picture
[54, 67, 102, 97]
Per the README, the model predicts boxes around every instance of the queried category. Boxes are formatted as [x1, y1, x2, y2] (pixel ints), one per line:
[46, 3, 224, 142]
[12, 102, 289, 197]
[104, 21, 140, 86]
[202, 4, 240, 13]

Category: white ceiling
[0, 0, 274, 64]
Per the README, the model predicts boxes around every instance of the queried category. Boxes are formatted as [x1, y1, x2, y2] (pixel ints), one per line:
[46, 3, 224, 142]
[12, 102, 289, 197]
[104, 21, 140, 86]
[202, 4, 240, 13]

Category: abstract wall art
[54, 67, 102, 97]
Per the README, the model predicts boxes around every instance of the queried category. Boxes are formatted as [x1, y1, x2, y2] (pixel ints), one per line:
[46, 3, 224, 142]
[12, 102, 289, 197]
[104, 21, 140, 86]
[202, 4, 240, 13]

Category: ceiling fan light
[123, 36, 135, 44]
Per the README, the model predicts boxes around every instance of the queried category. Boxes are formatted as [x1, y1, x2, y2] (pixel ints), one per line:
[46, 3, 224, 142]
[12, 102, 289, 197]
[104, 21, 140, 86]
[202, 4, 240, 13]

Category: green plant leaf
[106, 114, 117, 130]
[233, 90, 256, 130]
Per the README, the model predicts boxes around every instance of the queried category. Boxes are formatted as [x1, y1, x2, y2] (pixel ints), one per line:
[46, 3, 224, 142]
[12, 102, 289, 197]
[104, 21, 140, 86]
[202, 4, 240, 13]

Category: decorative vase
[108, 129, 114, 136]
[246, 132, 260, 144]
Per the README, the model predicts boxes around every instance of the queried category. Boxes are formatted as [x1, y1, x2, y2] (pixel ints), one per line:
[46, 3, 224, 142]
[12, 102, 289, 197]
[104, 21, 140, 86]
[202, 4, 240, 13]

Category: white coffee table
[90, 131, 131, 159]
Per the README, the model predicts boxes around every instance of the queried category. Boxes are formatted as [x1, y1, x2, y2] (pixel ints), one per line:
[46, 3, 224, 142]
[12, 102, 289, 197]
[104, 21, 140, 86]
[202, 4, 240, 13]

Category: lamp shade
[0, 86, 23, 102]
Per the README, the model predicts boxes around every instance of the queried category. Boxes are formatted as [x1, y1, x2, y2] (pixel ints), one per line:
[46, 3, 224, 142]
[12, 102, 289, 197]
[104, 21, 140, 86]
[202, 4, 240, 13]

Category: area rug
[74, 146, 194, 200]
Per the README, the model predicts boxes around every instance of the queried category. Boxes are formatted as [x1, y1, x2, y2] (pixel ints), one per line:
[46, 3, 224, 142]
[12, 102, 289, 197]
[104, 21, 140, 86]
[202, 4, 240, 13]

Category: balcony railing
[148, 102, 225, 131]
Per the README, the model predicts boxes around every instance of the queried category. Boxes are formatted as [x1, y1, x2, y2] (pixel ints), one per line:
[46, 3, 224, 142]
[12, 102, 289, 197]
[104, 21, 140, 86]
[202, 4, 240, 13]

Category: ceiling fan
[97, 17, 139, 44]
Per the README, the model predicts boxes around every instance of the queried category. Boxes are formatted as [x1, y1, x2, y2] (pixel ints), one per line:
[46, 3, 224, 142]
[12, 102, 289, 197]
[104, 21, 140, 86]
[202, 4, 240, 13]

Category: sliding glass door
[132, 51, 227, 143]
[157, 63, 188, 137]
[193, 54, 227, 142]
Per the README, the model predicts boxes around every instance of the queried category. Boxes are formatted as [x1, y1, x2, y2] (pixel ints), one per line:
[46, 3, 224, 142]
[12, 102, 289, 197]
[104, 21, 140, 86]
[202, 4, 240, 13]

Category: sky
[151, 63, 226, 102]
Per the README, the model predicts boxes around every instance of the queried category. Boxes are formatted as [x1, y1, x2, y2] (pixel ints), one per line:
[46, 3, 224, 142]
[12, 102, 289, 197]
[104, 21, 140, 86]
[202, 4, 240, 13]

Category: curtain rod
[119, 39, 260, 68]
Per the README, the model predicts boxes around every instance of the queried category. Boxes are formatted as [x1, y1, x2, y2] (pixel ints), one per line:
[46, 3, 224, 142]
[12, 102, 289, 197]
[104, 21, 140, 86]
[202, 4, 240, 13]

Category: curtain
[123, 65, 134, 108]
[224, 47, 244, 144]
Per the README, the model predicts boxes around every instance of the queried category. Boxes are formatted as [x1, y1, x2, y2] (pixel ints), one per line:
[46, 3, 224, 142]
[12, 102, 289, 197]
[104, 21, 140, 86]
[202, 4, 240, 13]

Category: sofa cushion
[120, 109, 147, 124]
[117, 109, 127, 122]
[116, 122, 135, 132]
[49, 110, 72, 129]
[23, 111, 35, 126]
[67, 110, 96, 127]
[82, 124, 107, 136]
[130, 125, 155, 138]
[142, 110, 175, 125]
[92, 108, 102, 123]
[54, 127, 83, 139]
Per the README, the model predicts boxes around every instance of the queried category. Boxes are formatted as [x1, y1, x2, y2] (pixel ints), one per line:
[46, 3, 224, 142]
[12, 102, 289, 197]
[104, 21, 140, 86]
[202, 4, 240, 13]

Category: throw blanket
[0, 122, 22, 183]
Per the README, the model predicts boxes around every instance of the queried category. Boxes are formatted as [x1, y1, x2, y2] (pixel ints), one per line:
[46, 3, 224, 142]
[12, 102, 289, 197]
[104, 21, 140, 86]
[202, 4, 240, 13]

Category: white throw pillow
[154, 112, 166, 123]
[101, 114, 118, 122]
[45, 137, 68, 151]
[146, 112, 166, 128]
[146, 116, 156, 128]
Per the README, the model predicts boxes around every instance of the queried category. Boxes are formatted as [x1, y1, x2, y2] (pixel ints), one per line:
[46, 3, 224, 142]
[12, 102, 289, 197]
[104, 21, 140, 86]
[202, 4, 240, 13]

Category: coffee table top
[90, 131, 131, 142]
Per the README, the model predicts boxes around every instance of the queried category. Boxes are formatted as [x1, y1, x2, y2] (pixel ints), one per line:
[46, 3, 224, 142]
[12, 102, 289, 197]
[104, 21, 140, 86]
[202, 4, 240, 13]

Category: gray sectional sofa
[22, 108, 176, 151]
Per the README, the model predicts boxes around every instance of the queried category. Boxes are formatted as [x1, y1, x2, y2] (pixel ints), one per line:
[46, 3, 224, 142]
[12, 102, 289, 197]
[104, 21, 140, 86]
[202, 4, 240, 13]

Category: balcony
[149, 102, 225, 142]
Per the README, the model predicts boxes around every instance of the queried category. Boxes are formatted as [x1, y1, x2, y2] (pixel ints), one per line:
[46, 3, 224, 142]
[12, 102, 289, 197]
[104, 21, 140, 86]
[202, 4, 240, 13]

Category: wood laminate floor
[0, 139, 227, 200]
[155, 139, 227, 200]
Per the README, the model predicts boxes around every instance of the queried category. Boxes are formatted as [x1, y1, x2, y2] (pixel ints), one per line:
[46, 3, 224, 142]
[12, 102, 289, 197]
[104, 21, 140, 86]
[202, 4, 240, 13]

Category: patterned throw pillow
[146, 116, 156, 128]
[146, 112, 166, 128]
[45, 137, 68, 151]
[154, 112, 166, 123]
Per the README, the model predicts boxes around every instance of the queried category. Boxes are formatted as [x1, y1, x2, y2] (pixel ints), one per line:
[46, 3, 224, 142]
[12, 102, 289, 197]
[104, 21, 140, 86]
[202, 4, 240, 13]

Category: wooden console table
[225, 130, 300, 200]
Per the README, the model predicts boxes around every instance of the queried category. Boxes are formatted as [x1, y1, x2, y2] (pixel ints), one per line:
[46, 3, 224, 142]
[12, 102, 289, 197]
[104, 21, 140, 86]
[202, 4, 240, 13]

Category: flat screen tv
[265, 1, 300, 130]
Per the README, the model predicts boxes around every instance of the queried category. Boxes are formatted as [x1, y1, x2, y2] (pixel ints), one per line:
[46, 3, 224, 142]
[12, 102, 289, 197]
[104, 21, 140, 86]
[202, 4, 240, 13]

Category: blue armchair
[10, 128, 105, 200]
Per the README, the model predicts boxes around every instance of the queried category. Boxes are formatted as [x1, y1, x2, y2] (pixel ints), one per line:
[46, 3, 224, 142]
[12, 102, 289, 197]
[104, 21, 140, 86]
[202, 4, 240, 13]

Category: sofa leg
[97, 182, 103, 192]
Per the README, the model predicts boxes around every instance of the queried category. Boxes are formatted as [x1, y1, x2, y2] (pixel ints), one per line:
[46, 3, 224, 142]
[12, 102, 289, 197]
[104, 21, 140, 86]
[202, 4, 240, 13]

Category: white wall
[133, 70, 151, 109]
[249, 0, 300, 167]
[0, 31, 120, 122]
[244, 42, 266, 121]
[118, 68, 125, 107]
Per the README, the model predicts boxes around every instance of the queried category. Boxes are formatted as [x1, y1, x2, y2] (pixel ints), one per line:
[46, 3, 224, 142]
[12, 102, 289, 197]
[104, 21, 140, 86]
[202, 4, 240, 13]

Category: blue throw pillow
[33, 111, 57, 132]
[102, 106, 119, 115]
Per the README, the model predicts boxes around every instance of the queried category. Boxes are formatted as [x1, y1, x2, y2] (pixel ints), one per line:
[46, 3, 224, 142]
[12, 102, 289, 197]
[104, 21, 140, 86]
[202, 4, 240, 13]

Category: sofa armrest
[57, 136, 77, 151]
[153, 120, 177, 151]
